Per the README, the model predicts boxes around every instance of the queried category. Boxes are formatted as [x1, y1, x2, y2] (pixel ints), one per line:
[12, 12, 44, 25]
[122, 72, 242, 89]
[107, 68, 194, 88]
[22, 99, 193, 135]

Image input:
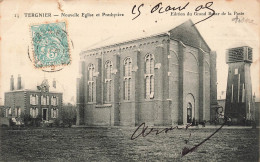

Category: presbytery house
[77, 20, 218, 126]
[4, 75, 63, 121]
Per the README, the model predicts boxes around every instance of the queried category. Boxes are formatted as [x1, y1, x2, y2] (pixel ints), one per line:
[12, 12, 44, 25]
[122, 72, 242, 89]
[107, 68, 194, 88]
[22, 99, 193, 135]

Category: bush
[9, 118, 16, 127]
[34, 115, 42, 127]
[54, 118, 61, 127]
[21, 113, 42, 127]
[22, 114, 32, 126]
[61, 104, 77, 127]
[62, 118, 74, 127]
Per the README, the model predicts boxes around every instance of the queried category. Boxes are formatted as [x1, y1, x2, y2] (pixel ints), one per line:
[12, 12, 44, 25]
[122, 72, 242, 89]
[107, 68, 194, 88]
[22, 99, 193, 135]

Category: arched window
[145, 54, 154, 99]
[105, 60, 112, 102]
[123, 57, 132, 100]
[88, 64, 95, 102]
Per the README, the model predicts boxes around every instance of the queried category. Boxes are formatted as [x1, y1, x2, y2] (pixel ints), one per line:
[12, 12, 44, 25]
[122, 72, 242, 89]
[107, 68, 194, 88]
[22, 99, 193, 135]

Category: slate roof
[81, 19, 211, 54]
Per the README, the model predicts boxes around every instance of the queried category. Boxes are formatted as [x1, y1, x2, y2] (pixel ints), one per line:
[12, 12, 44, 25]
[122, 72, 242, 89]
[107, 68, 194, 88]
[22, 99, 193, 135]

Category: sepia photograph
[0, 0, 259, 161]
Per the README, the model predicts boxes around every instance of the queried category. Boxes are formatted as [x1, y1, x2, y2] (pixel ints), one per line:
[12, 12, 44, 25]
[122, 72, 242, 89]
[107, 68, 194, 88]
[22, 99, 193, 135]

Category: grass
[0, 127, 259, 161]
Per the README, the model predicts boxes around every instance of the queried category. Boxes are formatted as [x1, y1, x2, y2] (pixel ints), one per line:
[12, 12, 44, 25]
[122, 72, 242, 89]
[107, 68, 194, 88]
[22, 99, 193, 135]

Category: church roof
[81, 19, 211, 54]
[168, 19, 211, 52]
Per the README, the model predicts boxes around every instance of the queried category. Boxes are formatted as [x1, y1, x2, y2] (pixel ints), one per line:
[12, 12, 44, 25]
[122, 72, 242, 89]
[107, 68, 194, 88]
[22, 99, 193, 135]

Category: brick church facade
[77, 20, 218, 126]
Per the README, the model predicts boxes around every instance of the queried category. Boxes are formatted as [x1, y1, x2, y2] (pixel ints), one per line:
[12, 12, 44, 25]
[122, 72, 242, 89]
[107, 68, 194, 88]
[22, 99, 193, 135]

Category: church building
[77, 20, 218, 126]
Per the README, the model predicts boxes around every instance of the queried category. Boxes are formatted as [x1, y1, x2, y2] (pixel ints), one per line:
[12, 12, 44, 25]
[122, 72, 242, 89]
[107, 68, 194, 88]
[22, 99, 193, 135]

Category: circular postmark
[29, 21, 72, 72]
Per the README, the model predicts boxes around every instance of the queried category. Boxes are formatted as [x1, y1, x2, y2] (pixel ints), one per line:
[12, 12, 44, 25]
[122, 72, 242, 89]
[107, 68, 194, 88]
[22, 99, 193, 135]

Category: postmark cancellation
[30, 22, 71, 70]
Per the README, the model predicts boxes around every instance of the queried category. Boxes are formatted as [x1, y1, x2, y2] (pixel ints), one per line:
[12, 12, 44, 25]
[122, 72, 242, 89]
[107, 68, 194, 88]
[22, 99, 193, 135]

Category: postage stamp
[30, 22, 71, 69]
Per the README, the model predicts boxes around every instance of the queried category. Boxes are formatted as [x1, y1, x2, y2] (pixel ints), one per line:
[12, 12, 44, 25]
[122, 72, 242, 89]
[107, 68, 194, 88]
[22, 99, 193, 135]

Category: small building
[4, 75, 63, 122]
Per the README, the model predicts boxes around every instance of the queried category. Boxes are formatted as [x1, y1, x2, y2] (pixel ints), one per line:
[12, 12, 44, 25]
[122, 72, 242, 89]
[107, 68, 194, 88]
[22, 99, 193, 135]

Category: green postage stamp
[30, 22, 71, 69]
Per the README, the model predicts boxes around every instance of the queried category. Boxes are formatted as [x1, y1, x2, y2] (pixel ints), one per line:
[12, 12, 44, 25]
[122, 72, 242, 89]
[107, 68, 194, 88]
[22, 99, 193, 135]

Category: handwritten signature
[232, 15, 256, 25]
[182, 122, 226, 156]
[131, 1, 215, 25]
[130, 122, 192, 140]
[131, 118, 227, 157]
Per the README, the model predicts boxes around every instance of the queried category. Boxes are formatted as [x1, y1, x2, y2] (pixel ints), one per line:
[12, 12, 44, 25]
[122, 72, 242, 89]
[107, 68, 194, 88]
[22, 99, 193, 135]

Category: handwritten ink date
[150, 2, 190, 14]
[131, 1, 215, 25]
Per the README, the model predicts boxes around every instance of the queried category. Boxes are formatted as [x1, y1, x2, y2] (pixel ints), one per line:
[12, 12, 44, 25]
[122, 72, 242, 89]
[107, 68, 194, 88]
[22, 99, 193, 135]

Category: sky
[0, 0, 259, 105]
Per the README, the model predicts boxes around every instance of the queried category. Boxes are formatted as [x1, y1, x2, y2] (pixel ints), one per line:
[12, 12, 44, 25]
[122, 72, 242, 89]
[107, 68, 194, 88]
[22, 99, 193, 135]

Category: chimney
[53, 78, 56, 88]
[10, 75, 14, 91]
[17, 74, 21, 90]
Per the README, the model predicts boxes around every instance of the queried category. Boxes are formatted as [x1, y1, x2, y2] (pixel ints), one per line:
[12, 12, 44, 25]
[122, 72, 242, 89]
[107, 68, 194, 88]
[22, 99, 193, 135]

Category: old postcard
[0, 0, 259, 161]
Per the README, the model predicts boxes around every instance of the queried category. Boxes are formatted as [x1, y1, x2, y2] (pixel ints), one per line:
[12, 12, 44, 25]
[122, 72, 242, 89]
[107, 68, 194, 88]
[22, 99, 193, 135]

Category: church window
[145, 54, 155, 99]
[123, 57, 132, 100]
[105, 60, 112, 102]
[88, 64, 95, 102]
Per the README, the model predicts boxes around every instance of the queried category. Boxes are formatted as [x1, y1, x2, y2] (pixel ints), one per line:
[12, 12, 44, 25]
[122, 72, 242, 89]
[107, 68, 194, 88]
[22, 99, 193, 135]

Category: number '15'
[132, 4, 144, 20]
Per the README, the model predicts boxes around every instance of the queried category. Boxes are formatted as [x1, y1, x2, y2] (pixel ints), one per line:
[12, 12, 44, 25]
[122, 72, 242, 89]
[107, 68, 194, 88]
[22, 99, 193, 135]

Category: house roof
[5, 77, 63, 94]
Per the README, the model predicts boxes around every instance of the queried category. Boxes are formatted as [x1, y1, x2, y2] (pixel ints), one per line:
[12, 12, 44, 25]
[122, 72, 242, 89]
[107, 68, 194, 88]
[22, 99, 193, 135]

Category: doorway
[187, 103, 192, 123]
[42, 108, 48, 121]
[185, 93, 195, 124]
